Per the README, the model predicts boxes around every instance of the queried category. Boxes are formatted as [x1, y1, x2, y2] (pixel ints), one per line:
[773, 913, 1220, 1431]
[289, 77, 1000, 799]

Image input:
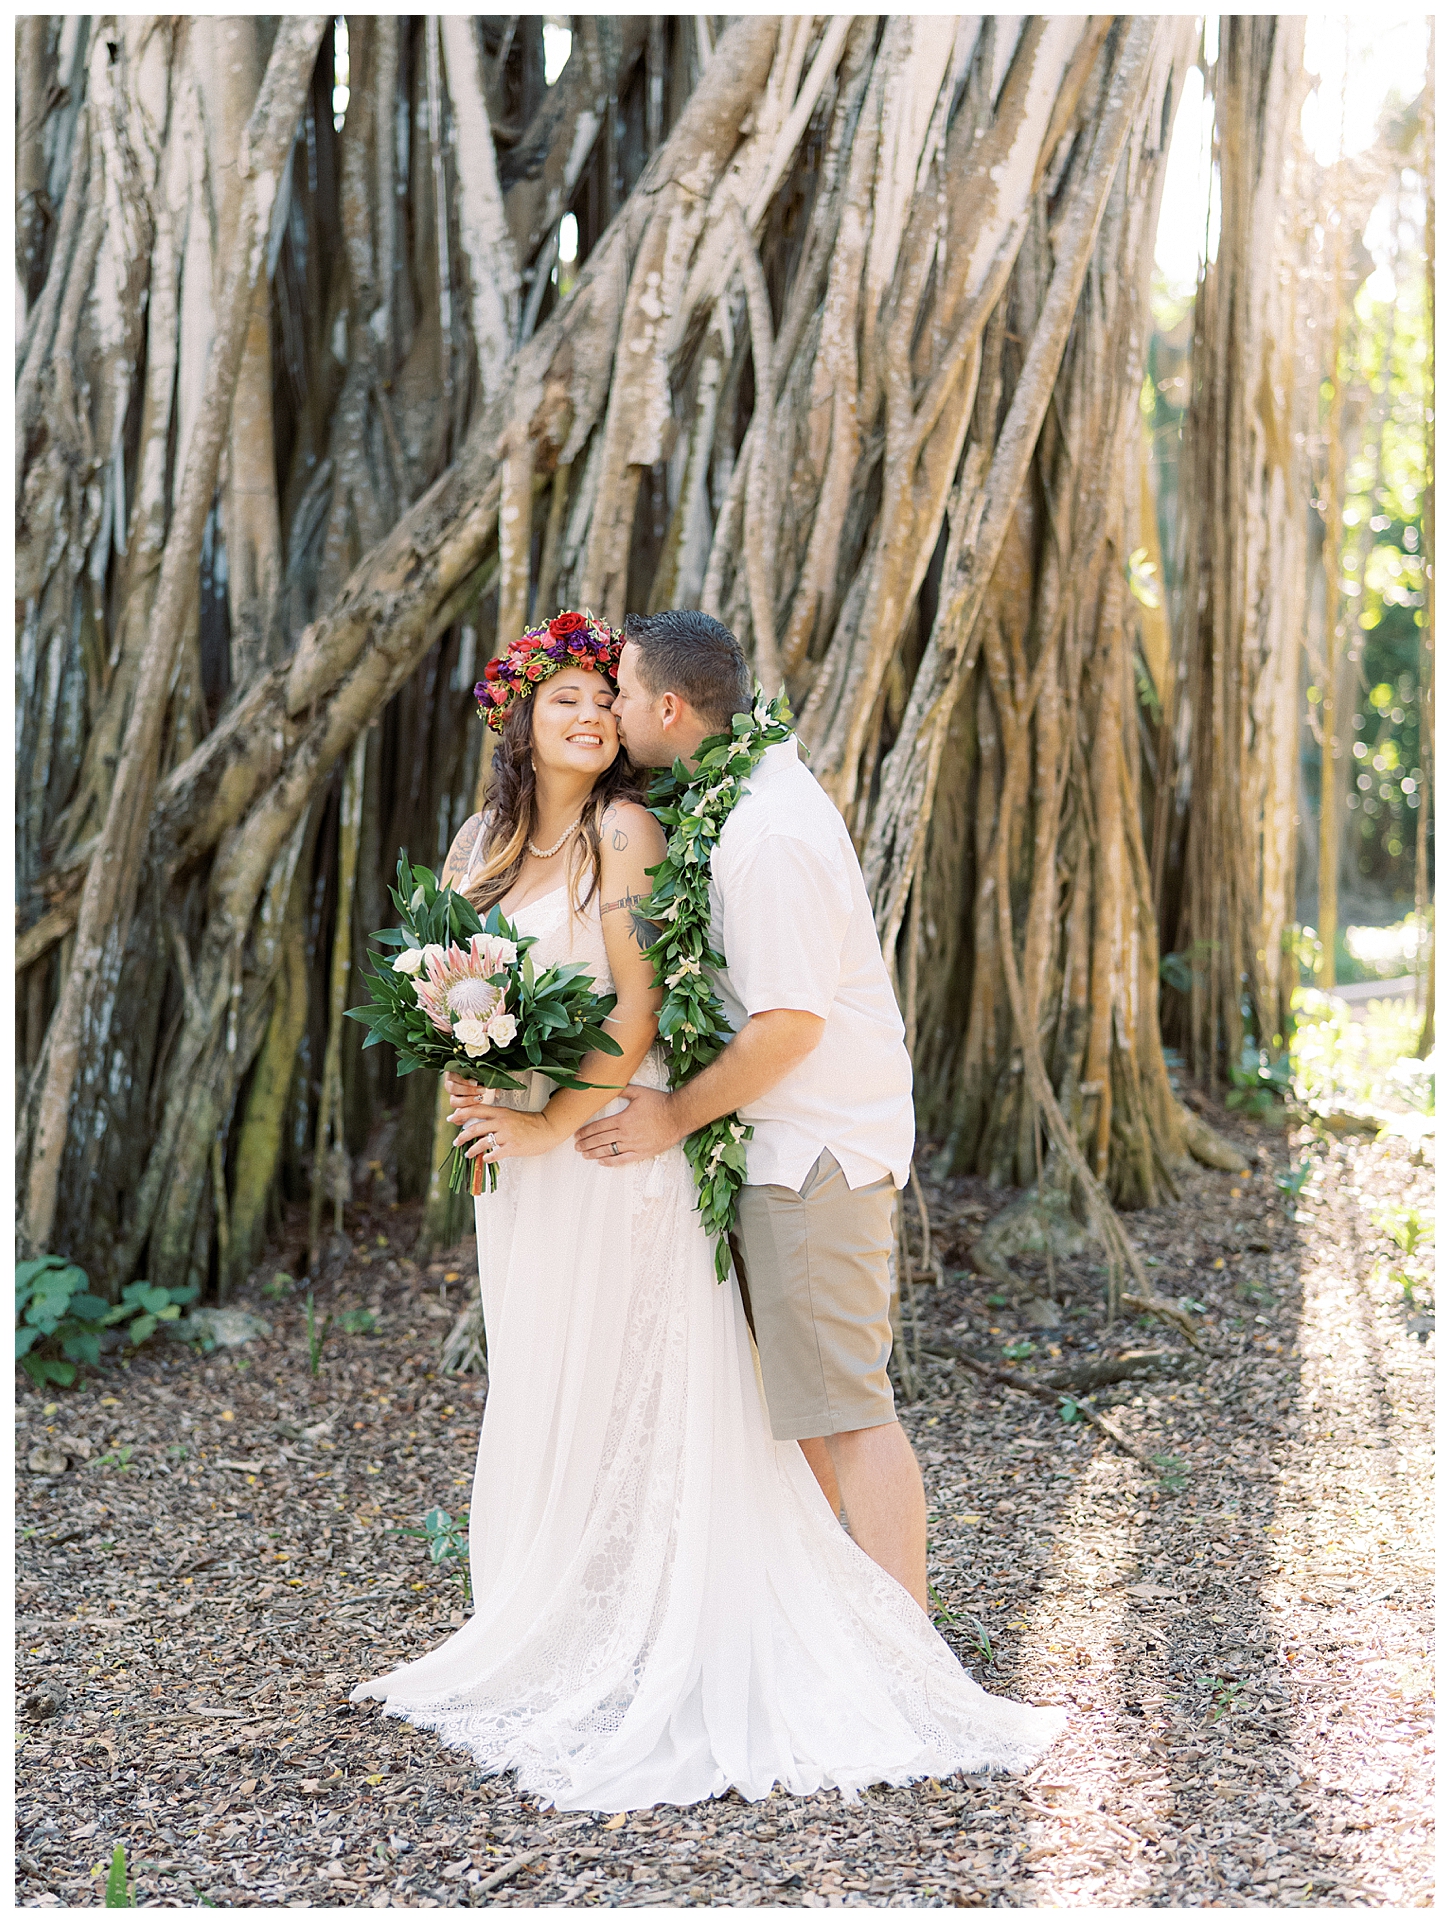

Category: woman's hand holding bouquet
[347, 854, 623, 1195]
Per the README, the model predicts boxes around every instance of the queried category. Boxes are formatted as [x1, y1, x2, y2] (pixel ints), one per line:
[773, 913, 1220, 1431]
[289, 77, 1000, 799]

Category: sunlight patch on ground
[1012, 1450, 1168, 1905]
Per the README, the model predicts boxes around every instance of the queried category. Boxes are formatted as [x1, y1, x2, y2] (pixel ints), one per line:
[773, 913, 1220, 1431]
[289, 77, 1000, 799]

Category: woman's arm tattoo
[441, 814, 482, 888]
[601, 889, 661, 952]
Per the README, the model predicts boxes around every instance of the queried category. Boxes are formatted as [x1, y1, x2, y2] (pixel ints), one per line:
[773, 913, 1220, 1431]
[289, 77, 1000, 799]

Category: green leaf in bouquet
[576, 1025, 624, 1056]
[454, 1062, 526, 1093]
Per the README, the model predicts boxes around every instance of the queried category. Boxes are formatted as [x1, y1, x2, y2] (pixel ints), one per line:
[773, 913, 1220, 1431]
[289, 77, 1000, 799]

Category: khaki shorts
[732, 1149, 898, 1443]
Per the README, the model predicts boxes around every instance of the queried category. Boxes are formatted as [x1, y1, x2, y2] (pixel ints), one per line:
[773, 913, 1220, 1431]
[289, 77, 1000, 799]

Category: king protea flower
[412, 933, 517, 1039]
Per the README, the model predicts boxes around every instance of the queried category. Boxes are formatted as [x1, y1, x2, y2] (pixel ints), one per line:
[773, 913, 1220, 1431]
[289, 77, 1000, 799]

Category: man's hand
[574, 1087, 681, 1167]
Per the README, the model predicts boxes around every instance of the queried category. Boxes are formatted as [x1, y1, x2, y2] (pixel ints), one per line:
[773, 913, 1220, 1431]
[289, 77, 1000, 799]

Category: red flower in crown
[474, 610, 623, 733]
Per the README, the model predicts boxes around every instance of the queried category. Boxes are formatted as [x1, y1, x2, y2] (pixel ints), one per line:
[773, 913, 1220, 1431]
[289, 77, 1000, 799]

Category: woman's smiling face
[530, 668, 622, 776]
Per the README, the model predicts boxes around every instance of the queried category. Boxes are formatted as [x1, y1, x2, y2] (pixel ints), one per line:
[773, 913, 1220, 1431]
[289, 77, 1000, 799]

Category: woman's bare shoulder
[598, 798, 665, 857]
[442, 812, 485, 886]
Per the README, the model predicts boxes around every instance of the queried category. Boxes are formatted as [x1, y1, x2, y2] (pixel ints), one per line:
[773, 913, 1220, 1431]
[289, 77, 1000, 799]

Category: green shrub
[1226, 1041, 1293, 1118]
[16, 1256, 196, 1389]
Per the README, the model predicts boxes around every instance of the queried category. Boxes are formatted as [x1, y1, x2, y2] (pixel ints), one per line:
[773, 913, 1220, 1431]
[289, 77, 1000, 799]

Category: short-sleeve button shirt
[707, 737, 915, 1192]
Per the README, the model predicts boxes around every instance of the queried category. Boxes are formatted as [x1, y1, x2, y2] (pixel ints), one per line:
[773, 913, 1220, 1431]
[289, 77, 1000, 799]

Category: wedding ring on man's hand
[611, 1141, 621, 1156]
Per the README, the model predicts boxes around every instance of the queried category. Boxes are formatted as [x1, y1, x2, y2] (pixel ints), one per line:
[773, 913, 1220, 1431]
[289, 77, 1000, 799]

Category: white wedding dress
[352, 883, 1065, 1811]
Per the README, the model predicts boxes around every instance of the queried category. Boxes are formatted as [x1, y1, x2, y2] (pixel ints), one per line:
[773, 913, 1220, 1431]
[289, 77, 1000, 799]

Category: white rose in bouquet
[470, 931, 518, 973]
[392, 947, 426, 976]
[453, 1015, 492, 1058]
[486, 1009, 518, 1046]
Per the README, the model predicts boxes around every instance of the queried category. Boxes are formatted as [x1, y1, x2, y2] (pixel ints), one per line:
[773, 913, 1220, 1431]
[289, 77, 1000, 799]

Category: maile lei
[641, 687, 794, 1282]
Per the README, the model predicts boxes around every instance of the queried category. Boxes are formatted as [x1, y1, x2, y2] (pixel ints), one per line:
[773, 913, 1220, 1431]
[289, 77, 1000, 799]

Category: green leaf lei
[641, 687, 794, 1282]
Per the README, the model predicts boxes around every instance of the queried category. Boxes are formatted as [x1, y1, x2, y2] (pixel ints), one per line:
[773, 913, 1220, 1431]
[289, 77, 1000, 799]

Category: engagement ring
[483, 1132, 499, 1153]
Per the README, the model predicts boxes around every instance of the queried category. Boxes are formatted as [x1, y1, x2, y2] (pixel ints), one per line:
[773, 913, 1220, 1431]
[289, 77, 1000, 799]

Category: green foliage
[260, 1271, 295, 1301]
[640, 691, 794, 1283]
[1226, 1040, 1293, 1117]
[1326, 256, 1431, 893]
[16, 1256, 196, 1388]
[107, 1279, 199, 1350]
[1134, 654, 1163, 725]
[963, 1617, 995, 1667]
[95, 1444, 136, 1473]
[1290, 985, 1428, 1111]
[930, 1586, 995, 1666]
[927, 1582, 962, 1629]
[1057, 1395, 1083, 1425]
[104, 1844, 134, 1906]
[347, 853, 622, 1195]
[1000, 1337, 1035, 1363]
[1207, 1676, 1248, 1721]
[1374, 1201, 1431, 1261]
[1152, 1453, 1188, 1494]
[305, 1291, 332, 1377]
[1273, 1159, 1314, 1213]
[1160, 941, 1217, 995]
[339, 1308, 378, 1335]
[391, 1506, 472, 1606]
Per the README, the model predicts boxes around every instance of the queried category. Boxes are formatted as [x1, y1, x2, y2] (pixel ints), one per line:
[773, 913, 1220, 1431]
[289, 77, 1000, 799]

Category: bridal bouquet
[347, 854, 622, 1195]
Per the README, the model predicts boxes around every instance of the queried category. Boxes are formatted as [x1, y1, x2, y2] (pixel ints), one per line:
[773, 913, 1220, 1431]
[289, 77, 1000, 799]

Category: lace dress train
[352, 886, 1065, 1811]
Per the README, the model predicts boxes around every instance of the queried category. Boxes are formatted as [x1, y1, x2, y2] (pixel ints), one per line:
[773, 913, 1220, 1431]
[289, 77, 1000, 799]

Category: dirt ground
[14, 1100, 1434, 1908]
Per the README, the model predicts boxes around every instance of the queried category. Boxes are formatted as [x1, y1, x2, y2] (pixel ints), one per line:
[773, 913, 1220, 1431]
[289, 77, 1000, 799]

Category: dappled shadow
[905, 1101, 1433, 1905]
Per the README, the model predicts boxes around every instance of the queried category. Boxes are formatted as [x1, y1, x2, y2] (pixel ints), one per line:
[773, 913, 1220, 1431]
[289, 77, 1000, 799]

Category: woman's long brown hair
[462, 688, 645, 917]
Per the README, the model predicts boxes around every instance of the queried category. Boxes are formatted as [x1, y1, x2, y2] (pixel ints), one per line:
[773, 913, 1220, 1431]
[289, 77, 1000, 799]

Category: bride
[351, 611, 1065, 1812]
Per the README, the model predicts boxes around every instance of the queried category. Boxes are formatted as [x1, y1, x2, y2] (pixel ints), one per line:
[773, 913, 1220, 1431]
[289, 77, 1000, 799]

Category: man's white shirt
[706, 736, 915, 1192]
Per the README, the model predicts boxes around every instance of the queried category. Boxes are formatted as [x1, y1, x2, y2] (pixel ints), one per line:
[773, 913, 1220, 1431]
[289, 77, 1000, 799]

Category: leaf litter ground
[15, 1101, 1433, 1908]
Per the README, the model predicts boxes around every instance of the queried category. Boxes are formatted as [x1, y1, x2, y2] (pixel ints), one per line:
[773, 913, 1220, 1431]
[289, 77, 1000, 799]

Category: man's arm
[573, 1007, 823, 1164]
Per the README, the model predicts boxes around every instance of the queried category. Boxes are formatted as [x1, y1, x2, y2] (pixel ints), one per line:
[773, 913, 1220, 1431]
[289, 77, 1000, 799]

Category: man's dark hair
[622, 609, 751, 733]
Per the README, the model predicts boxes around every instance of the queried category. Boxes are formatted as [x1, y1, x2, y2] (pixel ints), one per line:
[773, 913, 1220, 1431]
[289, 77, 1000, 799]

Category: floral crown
[474, 609, 623, 733]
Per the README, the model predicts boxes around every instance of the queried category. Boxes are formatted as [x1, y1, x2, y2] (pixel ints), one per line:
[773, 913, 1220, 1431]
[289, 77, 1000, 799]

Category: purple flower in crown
[475, 608, 623, 732]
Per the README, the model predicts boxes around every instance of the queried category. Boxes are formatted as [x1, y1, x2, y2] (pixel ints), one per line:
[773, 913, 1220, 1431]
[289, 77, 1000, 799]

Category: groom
[576, 608, 928, 1611]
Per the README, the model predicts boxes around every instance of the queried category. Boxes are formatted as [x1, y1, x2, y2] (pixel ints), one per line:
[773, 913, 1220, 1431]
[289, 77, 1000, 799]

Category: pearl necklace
[527, 815, 581, 860]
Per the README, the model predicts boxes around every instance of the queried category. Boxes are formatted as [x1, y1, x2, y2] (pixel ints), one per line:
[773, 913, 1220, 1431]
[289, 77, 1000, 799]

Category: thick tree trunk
[21, 17, 328, 1263]
[1161, 29, 1402, 1079]
[18, 17, 1315, 1314]
[1174, 20, 1313, 1072]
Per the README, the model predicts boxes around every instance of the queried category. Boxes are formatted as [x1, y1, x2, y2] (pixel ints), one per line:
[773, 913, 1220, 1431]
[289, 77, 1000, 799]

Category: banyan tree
[20, 15, 1260, 1312]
